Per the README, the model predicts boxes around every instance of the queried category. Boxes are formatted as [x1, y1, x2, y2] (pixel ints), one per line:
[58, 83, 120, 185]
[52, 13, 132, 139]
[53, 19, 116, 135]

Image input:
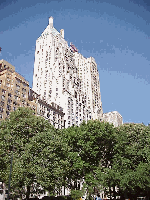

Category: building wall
[0, 66, 31, 120]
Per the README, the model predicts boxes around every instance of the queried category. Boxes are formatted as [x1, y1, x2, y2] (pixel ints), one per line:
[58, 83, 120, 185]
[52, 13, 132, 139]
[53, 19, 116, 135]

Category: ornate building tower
[32, 17, 103, 127]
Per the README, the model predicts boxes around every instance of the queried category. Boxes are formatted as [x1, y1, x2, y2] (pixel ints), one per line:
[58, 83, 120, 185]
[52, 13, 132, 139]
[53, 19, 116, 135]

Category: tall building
[32, 17, 103, 128]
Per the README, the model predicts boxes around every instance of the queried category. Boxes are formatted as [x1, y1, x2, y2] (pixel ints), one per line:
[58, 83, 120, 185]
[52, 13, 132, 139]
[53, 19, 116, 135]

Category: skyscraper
[33, 17, 103, 128]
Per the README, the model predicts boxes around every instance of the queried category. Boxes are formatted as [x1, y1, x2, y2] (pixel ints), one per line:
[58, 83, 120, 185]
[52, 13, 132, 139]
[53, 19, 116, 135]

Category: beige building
[0, 59, 35, 120]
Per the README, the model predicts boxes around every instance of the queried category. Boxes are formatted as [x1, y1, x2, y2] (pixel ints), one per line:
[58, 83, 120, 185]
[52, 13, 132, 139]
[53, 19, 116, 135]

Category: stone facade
[103, 111, 123, 127]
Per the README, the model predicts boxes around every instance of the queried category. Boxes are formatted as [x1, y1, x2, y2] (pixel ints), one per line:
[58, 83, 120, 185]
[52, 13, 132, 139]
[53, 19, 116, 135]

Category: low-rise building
[103, 111, 123, 127]
[29, 89, 65, 129]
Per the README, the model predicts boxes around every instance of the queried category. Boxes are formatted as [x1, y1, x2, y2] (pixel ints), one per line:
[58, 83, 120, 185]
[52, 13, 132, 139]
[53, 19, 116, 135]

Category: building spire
[49, 16, 53, 28]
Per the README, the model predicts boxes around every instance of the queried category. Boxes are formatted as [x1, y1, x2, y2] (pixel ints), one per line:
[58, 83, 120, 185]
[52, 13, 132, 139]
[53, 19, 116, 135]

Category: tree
[0, 107, 64, 199]
[62, 120, 116, 199]
[25, 127, 69, 196]
[112, 123, 150, 200]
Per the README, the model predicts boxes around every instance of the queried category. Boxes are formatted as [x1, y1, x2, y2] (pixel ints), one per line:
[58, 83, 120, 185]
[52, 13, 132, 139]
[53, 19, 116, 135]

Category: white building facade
[103, 111, 123, 127]
[32, 17, 103, 128]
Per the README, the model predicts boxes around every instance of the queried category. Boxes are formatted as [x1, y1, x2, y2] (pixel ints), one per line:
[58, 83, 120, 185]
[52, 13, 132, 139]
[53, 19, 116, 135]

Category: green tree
[113, 123, 150, 200]
[0, 107, 64, 199]
[25, 127, 69, 196]
[79, 120, 116, 199]
[62, 120, 116, 199]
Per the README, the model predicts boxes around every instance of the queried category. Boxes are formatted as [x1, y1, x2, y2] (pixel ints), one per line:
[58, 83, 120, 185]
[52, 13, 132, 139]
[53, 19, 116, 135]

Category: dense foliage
[0, 108, 150, 200]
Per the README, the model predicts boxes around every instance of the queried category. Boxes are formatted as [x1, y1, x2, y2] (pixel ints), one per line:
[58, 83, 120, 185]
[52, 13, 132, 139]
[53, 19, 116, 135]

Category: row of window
[1, 93, 26, 101]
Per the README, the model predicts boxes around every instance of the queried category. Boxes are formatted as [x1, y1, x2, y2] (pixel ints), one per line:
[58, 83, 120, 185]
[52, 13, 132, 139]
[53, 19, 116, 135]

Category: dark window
[0, 101, 4, 106]
[6, 111, 9, 116]
[2, 89, 6, 94]
[13, 101, 17, 105]
[7, 99, 12, 104]
[7, 104, 11, 110]
[8, 93, 11, 97]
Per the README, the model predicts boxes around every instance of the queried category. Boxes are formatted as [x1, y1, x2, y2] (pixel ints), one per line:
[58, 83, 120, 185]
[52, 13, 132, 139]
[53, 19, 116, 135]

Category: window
[7, 104, 11, 111]
[7, 99, 12, 104]
[7, 77, 10, 81]
[22, 93, 26, 98]
[0, 107, 3, 112]
[2, 89, 6, 94]
[16, 78, 21, 84]
[13, 101, 17, 105]
[15, 90, 19, 95]
[23, 82, 27, 87]
[0, 101, 4, 106]
[14, 95, 18, 100]
[6, 111, 9, 116]
[22, 88, 26, 93]
[22, 100, 25, 106]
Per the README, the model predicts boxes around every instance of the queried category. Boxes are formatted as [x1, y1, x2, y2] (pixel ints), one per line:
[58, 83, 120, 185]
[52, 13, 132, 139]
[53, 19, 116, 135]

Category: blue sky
[0, 0, 150, 125]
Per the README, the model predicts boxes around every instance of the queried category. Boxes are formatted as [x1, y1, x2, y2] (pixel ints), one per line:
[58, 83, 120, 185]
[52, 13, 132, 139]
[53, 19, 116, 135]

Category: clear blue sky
[0, 0, 150, 125]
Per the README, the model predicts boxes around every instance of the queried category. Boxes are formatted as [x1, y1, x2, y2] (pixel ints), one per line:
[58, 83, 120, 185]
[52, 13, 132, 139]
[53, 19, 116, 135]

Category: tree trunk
[109, 186, 112, 200]
[26, 185, 30, 200]
[113, 185, 116, 200]
[124, 190, 128, 200]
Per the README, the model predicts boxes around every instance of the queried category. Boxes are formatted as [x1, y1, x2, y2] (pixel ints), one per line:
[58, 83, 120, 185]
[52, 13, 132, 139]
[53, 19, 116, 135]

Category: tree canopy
[1, 108, 150, 200]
